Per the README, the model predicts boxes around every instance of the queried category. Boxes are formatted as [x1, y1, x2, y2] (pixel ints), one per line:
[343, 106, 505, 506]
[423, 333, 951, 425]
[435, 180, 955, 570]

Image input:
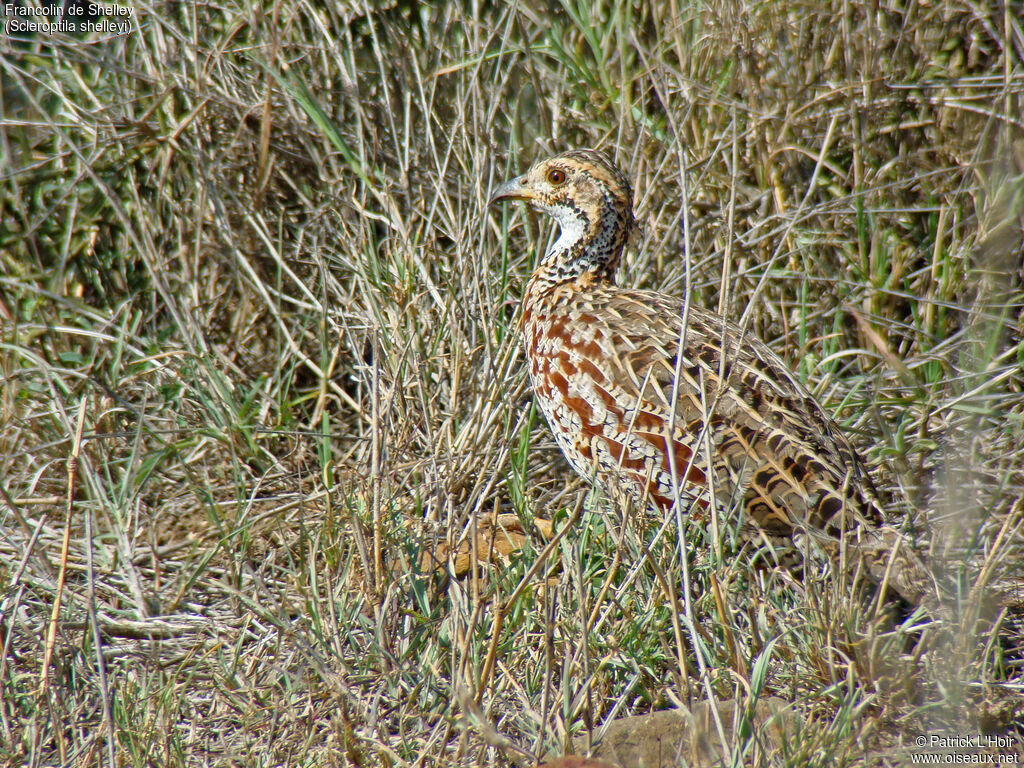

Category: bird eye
[546, 168, 566, 185]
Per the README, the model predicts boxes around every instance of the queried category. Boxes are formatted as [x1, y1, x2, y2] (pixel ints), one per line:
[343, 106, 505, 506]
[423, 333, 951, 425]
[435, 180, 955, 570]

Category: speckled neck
[529, 191, 629, 294]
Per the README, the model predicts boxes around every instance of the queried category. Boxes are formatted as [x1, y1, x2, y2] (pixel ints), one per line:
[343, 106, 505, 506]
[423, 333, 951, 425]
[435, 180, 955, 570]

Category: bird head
[490, 149, 634, 287]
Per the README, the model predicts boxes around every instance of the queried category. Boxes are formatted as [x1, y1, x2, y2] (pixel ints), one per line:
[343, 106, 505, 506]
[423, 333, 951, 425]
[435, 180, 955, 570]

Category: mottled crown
[490, 149, 634, 287]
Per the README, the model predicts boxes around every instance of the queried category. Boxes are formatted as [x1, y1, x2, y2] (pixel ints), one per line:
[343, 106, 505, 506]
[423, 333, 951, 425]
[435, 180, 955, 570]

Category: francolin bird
[490, 149, 938, 611]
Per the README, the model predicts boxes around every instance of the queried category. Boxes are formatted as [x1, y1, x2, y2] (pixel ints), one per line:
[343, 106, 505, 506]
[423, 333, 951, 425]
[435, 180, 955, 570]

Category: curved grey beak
[488, 175, 530, 206]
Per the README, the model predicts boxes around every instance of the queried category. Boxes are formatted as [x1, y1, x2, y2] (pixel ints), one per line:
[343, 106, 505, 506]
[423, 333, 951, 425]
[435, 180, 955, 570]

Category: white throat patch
[543, 204, 587, 258]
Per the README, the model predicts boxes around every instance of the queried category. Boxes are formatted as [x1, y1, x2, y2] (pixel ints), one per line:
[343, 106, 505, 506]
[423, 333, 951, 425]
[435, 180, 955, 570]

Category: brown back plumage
[490, 149, 938, 609]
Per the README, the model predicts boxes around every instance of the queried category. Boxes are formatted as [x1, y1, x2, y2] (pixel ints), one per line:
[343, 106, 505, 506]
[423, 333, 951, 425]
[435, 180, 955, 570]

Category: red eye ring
[546, 168, 566, 185]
